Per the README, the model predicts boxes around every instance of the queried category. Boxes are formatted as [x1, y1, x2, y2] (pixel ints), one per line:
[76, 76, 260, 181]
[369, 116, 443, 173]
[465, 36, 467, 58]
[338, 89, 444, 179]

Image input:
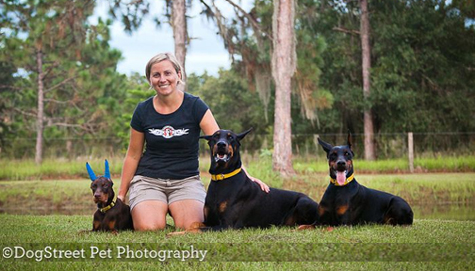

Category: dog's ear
[104, 159, 111, 179]
[317, 137, 333, 155]
[86, 162, 97, 181]
[237, 128, 252, 141]
[199, 134, 213, 141]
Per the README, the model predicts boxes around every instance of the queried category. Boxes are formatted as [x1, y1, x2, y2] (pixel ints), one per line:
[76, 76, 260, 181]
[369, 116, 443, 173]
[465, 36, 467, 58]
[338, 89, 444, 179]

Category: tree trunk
[271, 0, 296, 176]
[35, 49, 45, 165]
[360, 0, 375, 160]
[172, 0, 187, 88]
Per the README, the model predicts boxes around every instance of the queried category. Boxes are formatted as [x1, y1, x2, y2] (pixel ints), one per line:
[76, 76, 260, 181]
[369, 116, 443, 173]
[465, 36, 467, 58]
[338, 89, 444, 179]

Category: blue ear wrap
[86, 162, 97, 181]
[104, 159, 110, 179]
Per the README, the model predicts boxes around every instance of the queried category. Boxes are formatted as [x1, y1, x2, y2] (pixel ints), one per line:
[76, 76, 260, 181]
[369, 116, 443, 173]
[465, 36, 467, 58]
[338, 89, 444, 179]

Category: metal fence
[1, 132, 474, 160]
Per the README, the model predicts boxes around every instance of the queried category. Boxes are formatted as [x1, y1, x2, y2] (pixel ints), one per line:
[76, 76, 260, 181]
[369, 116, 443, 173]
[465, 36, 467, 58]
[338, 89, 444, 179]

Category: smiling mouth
[214, 151, 230, 163]
[333, 169, 348, 186]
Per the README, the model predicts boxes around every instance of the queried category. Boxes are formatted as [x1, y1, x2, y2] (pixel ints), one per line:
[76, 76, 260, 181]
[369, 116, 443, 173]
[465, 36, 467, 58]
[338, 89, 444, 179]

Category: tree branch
[333, 26, 360, 36]
[224, 0, 273, 41]
[45, 76, 78, 93]
[12, 107, 37, 118]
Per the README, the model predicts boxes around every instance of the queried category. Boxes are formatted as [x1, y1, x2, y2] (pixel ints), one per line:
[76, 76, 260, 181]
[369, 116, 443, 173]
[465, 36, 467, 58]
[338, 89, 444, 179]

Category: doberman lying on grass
[87, 160, 133, 232]
[313, 133, 413, 226]
[182, 129, 318, 232]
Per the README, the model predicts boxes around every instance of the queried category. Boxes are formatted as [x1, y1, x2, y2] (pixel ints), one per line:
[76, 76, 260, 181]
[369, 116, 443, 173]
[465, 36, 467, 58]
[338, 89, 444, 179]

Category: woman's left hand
[250, 176, 270, 193]
[242, 166, 270, 193]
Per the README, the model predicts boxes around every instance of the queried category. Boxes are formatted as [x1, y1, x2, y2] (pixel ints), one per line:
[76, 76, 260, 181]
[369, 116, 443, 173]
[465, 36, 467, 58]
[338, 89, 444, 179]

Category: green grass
[0, 215, 474, 270]
[0, 157, 125, 181]
[293, 155, 475, 173]
[2, 155, 475, 181]
[1, 157, 475, 269]
[1, 173, 474, 216]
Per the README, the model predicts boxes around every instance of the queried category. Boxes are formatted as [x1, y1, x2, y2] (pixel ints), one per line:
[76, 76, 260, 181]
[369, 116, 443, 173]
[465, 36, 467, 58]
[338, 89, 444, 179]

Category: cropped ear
[104, 159, 111, 179]
[199, 134, 213, 141]
[86, 162, 97, 181]
[347, 130, 353, 149]
[237, 128, 252, 141]
[317, 137, 333, 155]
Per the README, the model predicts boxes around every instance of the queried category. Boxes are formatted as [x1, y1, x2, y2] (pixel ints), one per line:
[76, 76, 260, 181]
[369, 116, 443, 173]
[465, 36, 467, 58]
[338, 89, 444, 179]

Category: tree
[171, 0, 187, 74]
[360, 0, 375, 160]
[0, 0, 98, 164]
[271, 0, 297, 176]
[0, 0, 127, 162]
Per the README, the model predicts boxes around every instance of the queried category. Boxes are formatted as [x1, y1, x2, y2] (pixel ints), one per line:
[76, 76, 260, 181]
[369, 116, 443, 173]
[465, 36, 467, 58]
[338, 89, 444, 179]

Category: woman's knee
[133, 220, 166, 231]
[131, 200, 168, 231]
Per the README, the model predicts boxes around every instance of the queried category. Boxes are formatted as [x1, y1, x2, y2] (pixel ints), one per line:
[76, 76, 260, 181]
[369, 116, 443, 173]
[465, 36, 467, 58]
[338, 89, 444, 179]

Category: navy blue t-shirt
[130, 92, 209, 180]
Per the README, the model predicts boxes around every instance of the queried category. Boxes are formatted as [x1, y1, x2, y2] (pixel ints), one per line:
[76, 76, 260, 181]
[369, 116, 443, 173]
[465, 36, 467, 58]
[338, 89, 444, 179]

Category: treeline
[1, 0, 474, 160]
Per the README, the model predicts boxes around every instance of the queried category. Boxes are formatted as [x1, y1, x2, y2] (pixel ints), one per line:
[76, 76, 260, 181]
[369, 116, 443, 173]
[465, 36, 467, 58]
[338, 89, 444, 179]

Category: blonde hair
[145, 52, 185, 85]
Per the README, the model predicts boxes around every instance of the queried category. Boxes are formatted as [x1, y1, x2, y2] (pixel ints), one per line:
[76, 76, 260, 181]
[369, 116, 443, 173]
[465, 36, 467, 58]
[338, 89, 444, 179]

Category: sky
[93, 1, 251, 77]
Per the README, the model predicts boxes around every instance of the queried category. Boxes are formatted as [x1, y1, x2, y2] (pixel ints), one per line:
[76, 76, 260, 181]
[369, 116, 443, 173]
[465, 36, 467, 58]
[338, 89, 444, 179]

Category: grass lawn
[0, 214, 474, 270]
[1, 157, 474, 270]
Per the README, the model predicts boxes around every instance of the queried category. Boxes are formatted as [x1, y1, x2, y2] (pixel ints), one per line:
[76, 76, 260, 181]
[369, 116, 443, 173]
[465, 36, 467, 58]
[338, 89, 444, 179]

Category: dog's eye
[345, 152, 350, 156]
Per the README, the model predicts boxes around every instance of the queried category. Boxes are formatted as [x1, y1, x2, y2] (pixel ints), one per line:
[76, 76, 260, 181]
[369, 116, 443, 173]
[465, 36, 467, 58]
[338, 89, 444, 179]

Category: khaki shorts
[128, 175, 206, 211]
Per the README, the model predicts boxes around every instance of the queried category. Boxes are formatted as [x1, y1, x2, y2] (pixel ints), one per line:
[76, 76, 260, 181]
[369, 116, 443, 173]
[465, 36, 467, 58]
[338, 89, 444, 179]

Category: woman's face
[149, 60, 181, 97]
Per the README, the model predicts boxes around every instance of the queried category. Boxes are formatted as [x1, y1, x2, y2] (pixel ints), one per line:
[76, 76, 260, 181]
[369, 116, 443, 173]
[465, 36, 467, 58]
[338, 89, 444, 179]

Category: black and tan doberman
[315, 133, 413, 226]
[87, 160, 133, 232]
[186, 129, 319, 232]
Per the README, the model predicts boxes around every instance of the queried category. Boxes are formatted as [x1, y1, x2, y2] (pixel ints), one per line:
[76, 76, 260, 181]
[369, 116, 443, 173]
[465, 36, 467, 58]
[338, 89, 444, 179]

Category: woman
[117, 52, 268, 231]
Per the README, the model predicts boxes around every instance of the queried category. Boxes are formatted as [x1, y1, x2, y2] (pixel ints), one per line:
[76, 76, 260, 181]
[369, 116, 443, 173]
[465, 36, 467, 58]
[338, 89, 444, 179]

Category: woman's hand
[117, 194, 125, 202]
[243, 167, 270, 193]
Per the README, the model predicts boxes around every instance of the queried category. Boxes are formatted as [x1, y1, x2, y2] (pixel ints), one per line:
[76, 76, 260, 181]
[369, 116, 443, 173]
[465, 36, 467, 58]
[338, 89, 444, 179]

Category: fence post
[408, 132, 414, 173]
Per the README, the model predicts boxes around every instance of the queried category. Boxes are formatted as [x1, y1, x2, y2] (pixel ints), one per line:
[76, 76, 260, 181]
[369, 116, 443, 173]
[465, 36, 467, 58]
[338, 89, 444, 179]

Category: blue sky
[94, 1, 251, 77]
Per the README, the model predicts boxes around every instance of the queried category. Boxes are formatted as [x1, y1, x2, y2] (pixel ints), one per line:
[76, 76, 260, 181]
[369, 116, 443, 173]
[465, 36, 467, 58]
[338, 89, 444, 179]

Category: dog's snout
[337, 160, 347, 167]
[217, 141, 227, 148]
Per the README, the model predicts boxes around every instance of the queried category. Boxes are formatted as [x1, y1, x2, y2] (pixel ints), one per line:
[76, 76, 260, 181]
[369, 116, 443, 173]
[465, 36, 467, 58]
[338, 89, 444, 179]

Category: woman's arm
[199, 109, 220, 135]
[117, 128, 145, 201]
[199, 110, 270, 193]
[242, 166, 270, 193]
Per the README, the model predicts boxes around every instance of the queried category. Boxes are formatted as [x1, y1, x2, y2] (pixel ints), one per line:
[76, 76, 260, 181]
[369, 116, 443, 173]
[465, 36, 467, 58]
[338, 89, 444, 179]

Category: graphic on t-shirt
[148, 126, 189, 139]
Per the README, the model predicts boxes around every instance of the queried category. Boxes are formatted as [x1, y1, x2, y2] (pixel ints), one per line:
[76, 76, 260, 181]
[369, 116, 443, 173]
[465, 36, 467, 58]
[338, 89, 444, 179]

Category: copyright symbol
[3, 247, 13, 259]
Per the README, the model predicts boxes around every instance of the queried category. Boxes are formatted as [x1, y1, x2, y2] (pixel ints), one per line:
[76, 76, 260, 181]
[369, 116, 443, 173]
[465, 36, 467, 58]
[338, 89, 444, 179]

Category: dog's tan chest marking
[336, 205, 349, 216]
[219, 201, 228, 213]
[108, 220, 116, 230]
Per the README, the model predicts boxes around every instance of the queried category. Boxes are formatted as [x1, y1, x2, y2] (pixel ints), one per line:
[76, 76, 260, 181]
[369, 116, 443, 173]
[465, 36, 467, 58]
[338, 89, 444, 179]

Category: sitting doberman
[190, 129, 318, 232]
[87, 160, 133, 232]
[315, 133, 413, 226]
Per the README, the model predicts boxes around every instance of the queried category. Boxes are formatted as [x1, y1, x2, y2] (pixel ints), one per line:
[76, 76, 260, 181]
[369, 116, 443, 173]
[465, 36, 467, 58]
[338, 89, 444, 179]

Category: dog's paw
[189, 222, 206, 230]
[166, 231, 188, 237]
[297, 224, 316, 231]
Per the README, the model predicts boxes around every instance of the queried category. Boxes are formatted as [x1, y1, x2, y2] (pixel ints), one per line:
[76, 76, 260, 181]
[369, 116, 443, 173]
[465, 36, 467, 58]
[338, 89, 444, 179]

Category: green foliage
[188, 70, 269, 134]
[0, 1, 130, 158]
[1, 0, 474, 161]
[0, 214, 474, 269]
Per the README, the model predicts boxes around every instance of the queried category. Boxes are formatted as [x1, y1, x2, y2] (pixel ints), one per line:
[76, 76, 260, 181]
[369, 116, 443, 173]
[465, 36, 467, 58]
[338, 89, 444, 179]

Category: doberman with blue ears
[313, 133, 413, 226]
[87, 160, 133, 232]
[174, 129, 319, 233]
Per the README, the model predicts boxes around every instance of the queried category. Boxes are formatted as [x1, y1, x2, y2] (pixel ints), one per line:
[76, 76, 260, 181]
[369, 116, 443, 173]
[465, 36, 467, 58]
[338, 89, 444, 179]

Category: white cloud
[92, 0, 254, 77]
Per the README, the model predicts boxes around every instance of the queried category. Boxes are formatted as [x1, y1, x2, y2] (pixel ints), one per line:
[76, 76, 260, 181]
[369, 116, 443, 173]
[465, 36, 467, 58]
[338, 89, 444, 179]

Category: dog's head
[86, 160, 114, 204]
[200, 128, 252, 173]
[318, 132, 354, 186]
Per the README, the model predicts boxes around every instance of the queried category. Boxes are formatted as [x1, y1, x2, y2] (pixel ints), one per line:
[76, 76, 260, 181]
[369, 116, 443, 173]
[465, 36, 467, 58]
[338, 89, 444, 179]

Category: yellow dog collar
[330, 173, 355, 186]
[211, 168, 242, 181]
[99, 194, 117, 213]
